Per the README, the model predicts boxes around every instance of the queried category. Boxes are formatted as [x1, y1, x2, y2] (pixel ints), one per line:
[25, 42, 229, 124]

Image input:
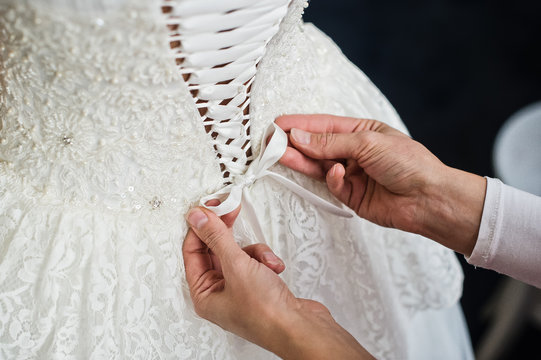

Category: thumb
[290, 128, 379, 161]
[186, 207, 243, 262]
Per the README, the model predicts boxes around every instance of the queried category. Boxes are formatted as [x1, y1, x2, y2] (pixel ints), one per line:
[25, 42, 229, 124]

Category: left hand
[183, 205, 374, 360]
[183, 205, 297, 356]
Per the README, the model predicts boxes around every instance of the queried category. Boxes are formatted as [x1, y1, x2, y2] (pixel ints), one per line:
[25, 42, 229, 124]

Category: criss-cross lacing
[161, 0, 291, 183]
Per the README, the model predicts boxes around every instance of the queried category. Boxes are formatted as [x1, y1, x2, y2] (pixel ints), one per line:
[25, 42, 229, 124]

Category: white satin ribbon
[200, 123, 354, 231]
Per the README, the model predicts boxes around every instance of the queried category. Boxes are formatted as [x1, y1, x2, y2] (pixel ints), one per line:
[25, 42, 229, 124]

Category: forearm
[416, 165, 487, 256]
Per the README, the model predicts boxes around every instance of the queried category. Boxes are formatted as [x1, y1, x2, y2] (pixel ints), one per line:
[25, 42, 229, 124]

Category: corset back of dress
[0, 1, 466, 358]
[0, 0, 305, 220]
[162, 0, 291, 182]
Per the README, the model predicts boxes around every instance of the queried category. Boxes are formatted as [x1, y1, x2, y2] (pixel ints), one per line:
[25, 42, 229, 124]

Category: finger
[326, 163, 345, 194]
[186, 207, 243, 264]
[182, 228, 213, 290]
[289, 128, 383, 161]
[344, 158, 362, 178]
[221, 205, 241, 228]
[280, 146, 339, 181]
[279, 146, 326, 180]
[326, 163, 352, 204]
[347, 172, 372, 213]
[205, 199, 221, 207]
[204, 200, 241, 228]
[209, 251, 222, 274]
[276, 114, 409, 140]
[322, 159, 338, 174]
[276, 114, 374, 134]
[243, 244, 286, 274]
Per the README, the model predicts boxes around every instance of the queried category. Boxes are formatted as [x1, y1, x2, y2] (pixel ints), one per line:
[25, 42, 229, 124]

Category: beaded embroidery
[0, 2, 464, 359]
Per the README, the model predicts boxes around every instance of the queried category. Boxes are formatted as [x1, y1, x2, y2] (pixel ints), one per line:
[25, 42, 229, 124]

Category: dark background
[304, 0, 541, 358]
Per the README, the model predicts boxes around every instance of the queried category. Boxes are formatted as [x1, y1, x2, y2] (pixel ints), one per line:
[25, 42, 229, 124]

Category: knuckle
[358, 130, 377, 145]
[230, 259, 246, 274]
[352, 131, 376, 160]
[325, 132, 335, 148]
[360, 131, 379, 148]
[202, 227, 225, 250]
[317, 132, 335, 149]
[190, 288, 206, 317]
[193, 299, 209, 319]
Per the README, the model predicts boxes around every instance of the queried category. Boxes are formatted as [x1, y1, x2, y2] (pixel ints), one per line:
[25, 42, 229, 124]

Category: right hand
[277, 114, 444, 233]
[276, 114, 486, 255]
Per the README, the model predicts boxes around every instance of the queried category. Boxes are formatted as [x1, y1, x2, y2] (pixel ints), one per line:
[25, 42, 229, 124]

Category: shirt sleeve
[467, 177, 541, 288]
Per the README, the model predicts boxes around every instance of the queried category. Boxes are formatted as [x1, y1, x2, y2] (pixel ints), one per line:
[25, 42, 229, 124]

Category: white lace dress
[0, 0, 473, 358]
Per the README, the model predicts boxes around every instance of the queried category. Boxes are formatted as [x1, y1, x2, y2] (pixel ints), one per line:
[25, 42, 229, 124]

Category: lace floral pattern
[0, 0, 224, 220]
[0, 0, 463, 358]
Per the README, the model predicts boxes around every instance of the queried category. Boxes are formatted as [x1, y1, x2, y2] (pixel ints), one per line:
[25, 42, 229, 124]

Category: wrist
[418, 165, 487, 255]
[272, 300, 374, 360]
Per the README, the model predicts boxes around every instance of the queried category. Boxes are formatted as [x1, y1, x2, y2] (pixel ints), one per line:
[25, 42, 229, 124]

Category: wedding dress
[0, 0, 473, 358]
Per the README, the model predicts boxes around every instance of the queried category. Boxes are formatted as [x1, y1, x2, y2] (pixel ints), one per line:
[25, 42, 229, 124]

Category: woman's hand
[277, 114, 486, 256]
[183, 205, 374, 360]
[183, 205, 291, 351]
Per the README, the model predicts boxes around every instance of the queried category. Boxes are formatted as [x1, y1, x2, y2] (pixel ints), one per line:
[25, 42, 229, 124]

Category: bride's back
[0, 1, 469, 359]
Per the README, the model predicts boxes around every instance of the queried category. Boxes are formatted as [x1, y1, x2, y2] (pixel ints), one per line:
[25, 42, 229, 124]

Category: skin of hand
[183, 204, 374, 360]
[276, 114, 487, 256]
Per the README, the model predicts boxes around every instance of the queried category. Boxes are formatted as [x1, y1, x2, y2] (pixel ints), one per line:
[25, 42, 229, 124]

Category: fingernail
[330, 164, 337, 177]
[187, 208, 208, 230]
[262, 251, 282, 266]
[291, 128, 311, 145]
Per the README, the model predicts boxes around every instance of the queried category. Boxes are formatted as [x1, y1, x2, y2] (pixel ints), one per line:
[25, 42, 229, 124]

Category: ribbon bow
[200, 123, 353, 240]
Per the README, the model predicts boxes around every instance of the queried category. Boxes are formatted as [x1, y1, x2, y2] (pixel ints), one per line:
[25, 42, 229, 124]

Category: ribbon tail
[266, 171, 354, 218]
[241, 187, 267, 244]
